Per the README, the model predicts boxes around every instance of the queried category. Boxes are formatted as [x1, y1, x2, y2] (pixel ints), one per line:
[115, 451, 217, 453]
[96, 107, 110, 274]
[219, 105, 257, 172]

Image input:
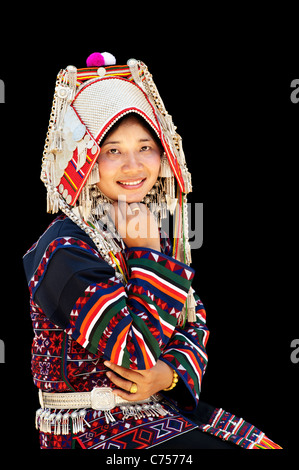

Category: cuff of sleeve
[159, 357, 198, 411]
[126, 246, 194, 285]
[126, 247, 194, 312]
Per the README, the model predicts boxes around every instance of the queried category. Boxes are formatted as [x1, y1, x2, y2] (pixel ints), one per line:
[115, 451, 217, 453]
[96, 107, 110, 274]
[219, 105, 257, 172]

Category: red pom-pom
[86, 52, 105, 67]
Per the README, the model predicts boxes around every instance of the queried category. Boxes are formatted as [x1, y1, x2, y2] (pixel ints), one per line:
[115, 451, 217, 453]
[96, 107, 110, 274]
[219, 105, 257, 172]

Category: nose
[121, 151, 144, 173]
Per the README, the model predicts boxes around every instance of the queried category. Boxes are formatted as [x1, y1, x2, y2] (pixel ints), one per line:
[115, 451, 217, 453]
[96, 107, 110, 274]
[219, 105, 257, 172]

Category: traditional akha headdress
[41, 51, 195, 322]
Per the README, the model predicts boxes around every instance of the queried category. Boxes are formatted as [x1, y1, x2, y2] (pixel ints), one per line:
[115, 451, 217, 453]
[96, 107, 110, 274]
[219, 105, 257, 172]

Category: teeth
[118, 179, 143, 186]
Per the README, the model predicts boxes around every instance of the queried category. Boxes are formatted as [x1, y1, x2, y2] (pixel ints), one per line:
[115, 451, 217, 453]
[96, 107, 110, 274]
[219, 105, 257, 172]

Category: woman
[23, 52, 281, 450]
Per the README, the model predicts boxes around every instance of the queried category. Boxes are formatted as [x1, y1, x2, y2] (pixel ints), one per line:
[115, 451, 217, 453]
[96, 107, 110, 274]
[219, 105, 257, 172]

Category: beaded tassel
[179, 287, 197, 326]
[66, 65, 77, 102]
[159, 154, 177, 215]
[35, 402, 168, 434]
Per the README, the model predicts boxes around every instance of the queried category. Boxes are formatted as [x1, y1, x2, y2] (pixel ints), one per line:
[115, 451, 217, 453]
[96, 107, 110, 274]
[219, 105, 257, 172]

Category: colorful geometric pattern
[30, 299, 107, 392]
[28, 235, 101, 298]
[38, 405, 197, 450]
[161, 293, 209, 404]
[57, 128, 100, 205]
[76, 65, 135, 86]
[24, 216, 208, 402]
[199, 407, 282, 449]
[76, 408, 197, 450]
[24, 216, 281, 450]
[68, 247, 195, 370]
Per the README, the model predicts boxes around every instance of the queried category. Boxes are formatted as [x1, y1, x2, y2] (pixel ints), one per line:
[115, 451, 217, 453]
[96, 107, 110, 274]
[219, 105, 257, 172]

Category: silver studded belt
[38, 387, 145, 411]
[36, 387, 168, 435]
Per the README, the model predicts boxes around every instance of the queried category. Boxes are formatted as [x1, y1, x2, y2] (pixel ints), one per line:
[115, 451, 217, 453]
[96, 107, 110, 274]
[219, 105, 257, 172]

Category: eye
[108, 148, 120, 155]
[140, 145, 151, 152]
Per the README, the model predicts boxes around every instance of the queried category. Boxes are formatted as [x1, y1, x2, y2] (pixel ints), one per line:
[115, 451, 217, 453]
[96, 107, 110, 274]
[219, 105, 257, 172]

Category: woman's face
[97, 115, 162, 203]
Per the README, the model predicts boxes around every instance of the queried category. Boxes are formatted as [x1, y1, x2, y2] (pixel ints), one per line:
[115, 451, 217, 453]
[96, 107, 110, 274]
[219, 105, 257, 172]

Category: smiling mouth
[117, 178, 146, 189]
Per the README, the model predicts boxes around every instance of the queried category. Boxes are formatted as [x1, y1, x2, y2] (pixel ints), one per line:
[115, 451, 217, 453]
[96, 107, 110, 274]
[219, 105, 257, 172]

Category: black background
[0, 8, 297, 463]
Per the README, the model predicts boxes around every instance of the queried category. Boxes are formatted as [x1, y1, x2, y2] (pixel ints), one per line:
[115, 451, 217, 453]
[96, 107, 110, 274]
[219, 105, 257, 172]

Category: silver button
[97, 67, 106, 78]
[72, 124, 86, 142]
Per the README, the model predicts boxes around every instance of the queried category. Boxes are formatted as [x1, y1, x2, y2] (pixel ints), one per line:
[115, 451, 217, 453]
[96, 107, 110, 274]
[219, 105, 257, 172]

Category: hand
[109, 201, 161, 252]
[104, 360, 174, 402]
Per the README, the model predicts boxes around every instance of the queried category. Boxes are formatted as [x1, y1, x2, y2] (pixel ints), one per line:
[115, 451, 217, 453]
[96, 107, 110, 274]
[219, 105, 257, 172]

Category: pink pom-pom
[86, 52, 105, 67]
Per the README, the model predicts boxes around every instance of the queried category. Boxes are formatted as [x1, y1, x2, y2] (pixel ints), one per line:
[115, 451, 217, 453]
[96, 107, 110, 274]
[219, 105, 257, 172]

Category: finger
[104, 361, 140, 382]
[138, 202, 148, 214]
[129, 203, 140, 214]
[115, 200, 127, 220]
[112, 388, 143, 402]
[106, 370, 134, 393]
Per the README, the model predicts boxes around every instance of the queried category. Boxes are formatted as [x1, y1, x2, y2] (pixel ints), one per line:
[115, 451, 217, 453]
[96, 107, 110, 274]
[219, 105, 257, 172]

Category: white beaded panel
[73, 78, 159, 142]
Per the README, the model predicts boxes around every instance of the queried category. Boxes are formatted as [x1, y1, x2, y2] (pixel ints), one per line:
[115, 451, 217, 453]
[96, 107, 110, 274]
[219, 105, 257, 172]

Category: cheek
[97, 157, 118, 180]
[148, 154, 161, 180]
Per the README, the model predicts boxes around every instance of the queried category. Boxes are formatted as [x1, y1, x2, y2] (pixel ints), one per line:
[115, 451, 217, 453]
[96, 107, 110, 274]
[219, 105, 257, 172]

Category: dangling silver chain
[58, 195, 125, 282]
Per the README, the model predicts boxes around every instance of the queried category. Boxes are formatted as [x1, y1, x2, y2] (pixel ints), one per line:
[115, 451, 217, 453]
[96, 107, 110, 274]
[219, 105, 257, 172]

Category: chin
[121, 193, 145, 203]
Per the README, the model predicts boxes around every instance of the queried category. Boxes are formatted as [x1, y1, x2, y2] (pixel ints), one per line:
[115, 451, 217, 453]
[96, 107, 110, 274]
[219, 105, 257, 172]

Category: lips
[117, 178, 146, 189]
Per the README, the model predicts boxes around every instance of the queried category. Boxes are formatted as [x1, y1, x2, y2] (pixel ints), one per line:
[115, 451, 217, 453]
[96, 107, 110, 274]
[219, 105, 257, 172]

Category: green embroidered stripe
[130, 311, 162, 359]
[128, 257, 192, 291]
[167, 350, 199, 392]
[88, 298, 127, 354]
[130, 292, 177, 327]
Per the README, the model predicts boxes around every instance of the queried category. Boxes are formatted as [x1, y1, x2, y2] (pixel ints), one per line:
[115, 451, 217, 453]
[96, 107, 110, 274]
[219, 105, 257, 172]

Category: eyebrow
[102, 140, 120, 146]
[102, 138, 152, 146]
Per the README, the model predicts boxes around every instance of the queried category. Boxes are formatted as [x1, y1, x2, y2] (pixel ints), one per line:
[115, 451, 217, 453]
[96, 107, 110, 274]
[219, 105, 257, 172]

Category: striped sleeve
[60, 247, 194, 370]
[160, 294, 209, 408]
[24, 218, 195, 371]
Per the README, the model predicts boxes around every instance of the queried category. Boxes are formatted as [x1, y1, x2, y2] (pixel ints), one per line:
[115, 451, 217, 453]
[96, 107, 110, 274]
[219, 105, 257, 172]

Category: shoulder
[23, 215, 99, 282]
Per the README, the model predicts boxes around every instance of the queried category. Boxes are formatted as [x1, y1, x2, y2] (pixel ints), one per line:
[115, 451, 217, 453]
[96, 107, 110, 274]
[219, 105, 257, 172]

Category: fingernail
[104, 361, 111, 367]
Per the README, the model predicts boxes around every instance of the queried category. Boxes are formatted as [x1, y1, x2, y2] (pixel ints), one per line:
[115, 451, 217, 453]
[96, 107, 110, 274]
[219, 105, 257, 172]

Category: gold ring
[129, 382, 138, 394]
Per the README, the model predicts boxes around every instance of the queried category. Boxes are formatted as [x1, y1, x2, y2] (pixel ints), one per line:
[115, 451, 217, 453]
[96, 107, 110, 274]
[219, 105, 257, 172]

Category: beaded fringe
[35, 402, 168, 436]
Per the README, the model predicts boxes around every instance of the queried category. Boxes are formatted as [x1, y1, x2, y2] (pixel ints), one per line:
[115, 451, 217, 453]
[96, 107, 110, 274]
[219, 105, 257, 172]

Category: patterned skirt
[37, 400, 282, 450]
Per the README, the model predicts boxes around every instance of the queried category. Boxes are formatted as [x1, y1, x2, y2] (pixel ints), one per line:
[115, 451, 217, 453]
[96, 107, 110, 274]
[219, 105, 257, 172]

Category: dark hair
[101, 113, 163, 153]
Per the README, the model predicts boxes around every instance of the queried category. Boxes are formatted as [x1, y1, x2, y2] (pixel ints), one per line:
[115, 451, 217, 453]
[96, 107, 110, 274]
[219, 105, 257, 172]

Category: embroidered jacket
[23, 216, 281, 450]
[23, 215, 209, 409]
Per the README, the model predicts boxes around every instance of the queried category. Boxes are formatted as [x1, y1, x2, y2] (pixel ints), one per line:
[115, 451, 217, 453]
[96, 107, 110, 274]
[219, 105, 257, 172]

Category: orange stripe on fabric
[187, 349, 203, 380]
[130, 294, 173, 338]
[77, 286, 124, 343]
[110, 322, 131, 363]
[130, 271, 186, 303]
[132, 328, 154, 369]
[129, 294, 159, 321]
